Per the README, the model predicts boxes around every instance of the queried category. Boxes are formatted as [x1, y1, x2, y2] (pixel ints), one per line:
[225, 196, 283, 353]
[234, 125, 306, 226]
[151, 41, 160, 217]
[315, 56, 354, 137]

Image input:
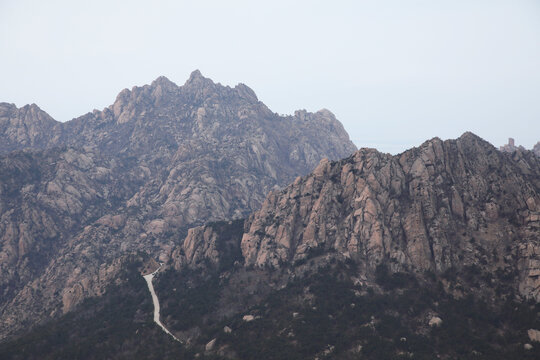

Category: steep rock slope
[240, 133, 540, 298]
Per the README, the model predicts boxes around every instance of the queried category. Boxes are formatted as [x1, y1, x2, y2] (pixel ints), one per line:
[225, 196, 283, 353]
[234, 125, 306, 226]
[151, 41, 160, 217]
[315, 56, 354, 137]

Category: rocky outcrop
[171, 219, 245, 271]
[0, 103, 62, 153]
[528, 329, 540, 343]
[240, 133, 540, 300]
[428, 316, 443, 327]
[534, 142, 540, 157]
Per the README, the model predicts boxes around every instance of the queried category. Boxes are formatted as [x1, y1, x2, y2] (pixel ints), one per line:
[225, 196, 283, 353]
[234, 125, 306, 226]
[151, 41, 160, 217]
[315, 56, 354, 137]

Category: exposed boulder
[428, 316, 443, 327]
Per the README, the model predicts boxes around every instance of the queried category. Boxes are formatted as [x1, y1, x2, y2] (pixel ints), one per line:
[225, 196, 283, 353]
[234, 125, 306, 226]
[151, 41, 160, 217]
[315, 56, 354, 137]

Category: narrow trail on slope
[143, 264, 182, 343]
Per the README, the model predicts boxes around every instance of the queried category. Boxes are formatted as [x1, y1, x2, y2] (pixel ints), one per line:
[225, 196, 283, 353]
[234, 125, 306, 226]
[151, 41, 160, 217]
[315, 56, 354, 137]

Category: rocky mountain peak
[182, 70, 261, 104]
[109, 76, 181, 123]
[183, 69, 215, 88]
[150, 75, 178, 89]
[0, 102, 61, 152]
[149, 75, 179, 98]
[20, 103, 42, 113]
[457, 131, 494, 148]
[315, 108, 336, 118]
[0, 102, 51, 120]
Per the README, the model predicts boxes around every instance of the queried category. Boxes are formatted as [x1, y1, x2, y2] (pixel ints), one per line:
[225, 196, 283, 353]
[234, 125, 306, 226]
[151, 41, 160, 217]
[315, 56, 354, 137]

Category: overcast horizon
[1, 0, 539, 154]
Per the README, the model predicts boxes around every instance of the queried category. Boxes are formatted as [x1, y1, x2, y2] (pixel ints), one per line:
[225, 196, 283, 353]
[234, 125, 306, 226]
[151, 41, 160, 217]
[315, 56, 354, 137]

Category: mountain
[2, 71, 540, 358]
[1, 132, 539, 359]
[0, 71, 356, 341]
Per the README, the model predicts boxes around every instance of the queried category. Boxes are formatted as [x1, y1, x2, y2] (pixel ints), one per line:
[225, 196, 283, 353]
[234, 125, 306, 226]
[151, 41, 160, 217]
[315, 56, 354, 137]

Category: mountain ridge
[0, 71, 356, 341]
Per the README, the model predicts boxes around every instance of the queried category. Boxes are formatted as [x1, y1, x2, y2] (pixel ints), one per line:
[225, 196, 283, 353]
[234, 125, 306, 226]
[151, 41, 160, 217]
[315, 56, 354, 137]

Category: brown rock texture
[0, 103, 62, 153]
[240, 133, 540, 300]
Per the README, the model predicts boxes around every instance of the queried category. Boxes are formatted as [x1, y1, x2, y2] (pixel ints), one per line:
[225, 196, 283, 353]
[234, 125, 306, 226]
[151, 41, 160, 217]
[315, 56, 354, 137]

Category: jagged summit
[0, 102, 61, 152]
[456, 131, 493, 146]
[174, 129, 538, 271]
[0, 102, 51, 114]
[186, 69, 204, 80]
[150, 75, 178, 90]
[398, 132, 496, 159]
[0, 71, 355, 158]
[183, 69, 214, 87]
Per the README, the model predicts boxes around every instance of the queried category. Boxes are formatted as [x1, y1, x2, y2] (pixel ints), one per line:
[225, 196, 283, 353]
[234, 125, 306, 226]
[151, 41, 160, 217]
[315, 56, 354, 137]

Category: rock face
[0, 71, 356, 340]
[0, 103, 62, 153]
[528, 329, 540, 343]
[239, 133, 540, 300]
[0, 148, 148, 337]
[171, 219, 245, 271]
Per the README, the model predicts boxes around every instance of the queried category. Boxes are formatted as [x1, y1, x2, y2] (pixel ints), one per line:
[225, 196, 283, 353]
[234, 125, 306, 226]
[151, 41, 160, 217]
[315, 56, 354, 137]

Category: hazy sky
[1, 0, 539, 153]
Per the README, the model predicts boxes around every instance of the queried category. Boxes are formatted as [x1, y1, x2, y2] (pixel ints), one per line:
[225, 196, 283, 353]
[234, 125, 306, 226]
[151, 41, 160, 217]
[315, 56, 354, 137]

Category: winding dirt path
[143, 265, 181, 343]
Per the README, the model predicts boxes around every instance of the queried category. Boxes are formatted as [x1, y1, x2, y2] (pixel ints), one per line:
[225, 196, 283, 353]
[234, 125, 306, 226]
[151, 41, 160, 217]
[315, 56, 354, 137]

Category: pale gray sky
[1, 0, 539, 153]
